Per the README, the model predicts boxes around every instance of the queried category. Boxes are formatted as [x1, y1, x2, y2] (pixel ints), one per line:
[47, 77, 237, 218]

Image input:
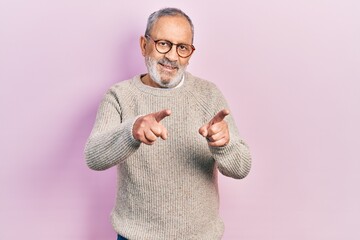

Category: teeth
[159, 63, 176, 69]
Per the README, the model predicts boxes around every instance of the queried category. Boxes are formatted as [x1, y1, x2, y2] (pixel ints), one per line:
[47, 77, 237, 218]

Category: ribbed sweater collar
[131, 72, 192, 97]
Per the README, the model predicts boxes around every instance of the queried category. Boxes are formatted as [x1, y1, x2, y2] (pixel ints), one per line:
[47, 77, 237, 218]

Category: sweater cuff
[209, 140, 251, 179]
[124, 115, 143, 146]
[208, 140, 236, 158]
[129, 115, 143, 143]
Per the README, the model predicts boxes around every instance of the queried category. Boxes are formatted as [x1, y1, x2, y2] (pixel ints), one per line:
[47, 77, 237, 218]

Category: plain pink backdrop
[1, 0, 359, 239]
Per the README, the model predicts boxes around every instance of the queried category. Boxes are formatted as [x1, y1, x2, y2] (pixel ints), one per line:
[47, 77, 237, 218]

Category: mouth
[158, 62, 178, 71]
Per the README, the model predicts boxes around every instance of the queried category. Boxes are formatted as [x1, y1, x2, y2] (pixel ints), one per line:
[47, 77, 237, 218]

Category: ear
[140, 36, 147, 57]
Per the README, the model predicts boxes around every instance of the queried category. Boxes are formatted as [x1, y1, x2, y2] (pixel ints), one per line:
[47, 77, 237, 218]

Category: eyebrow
[152, 36, 192, 45]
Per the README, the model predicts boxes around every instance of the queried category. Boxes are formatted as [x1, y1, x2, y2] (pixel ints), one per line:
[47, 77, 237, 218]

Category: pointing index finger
[211, 109, 230, 124]
[154, 109, 171, 122]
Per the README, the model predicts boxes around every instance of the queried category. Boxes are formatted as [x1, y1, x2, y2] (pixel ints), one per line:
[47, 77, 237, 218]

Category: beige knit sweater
[84, 72, 251, 240]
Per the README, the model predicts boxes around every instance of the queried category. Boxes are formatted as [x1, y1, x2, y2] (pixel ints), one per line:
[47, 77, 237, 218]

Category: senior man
[85, 7, 251, 240]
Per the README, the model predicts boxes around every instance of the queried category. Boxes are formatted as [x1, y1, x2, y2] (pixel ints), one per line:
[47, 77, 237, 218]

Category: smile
[159, 62, 178, 71]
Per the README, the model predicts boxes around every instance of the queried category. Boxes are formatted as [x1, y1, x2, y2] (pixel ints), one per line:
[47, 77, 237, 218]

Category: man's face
[140, 15, 193, 88]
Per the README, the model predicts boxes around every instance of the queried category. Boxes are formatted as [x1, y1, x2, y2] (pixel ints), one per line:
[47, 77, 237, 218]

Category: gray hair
[145, 8, 194, 43]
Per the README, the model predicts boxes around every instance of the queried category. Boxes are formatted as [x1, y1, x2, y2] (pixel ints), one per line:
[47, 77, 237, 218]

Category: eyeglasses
[146, 35, 195, 58]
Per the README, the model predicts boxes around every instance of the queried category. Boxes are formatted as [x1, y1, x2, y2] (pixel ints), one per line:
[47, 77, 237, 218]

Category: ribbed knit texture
[84, 72, 251, 240]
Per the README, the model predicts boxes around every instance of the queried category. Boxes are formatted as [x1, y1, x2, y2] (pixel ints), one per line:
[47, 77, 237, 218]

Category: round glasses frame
[146, 35, 195, 58]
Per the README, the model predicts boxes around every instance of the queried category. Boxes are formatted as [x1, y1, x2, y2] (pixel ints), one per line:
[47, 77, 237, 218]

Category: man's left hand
[199, 109, 230, 147]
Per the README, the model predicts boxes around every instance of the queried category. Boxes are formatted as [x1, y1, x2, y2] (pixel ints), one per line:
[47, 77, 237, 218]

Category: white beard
[145, 56, 187, 88]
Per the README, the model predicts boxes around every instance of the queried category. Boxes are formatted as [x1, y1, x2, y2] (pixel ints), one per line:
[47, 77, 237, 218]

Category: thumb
[210, 109, 230, 125]
[199, 123, 210, 137]
[154, 109, 171, 122]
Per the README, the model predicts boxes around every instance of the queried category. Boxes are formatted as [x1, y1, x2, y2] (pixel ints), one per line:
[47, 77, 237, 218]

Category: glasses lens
[155, 40, 172, 53]
[177, 44, 193, 57]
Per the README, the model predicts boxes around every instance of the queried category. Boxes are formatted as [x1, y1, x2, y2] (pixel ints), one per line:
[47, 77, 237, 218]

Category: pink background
[1, 0, 359, 239]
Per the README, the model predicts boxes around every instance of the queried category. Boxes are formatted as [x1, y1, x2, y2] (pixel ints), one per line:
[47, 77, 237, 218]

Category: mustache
[158, 58, 179, 68]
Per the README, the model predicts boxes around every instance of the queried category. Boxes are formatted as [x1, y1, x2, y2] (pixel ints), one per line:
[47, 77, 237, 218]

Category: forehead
[150, 15, 193, 44]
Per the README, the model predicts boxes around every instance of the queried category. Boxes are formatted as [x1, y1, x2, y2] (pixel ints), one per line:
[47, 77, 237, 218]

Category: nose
[164, 45, 178, 61]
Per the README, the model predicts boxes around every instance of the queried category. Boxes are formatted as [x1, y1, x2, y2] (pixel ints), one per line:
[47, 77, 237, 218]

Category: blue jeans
[117, 234, 127, 240]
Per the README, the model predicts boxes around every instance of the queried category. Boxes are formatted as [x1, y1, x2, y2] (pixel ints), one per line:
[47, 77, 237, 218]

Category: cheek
[179, 58, 190, 67]
[146, 46, 164, 59]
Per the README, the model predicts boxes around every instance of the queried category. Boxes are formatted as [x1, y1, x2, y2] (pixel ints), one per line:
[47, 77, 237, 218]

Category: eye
[157, 41, 170, 48]
[178, 44, 190, 51]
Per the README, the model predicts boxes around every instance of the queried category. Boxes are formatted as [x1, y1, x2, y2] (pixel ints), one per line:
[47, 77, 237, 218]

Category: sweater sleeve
[209, 130, 252, 179]
[208, 85, 252, 179]
[84, 89, 141, 171]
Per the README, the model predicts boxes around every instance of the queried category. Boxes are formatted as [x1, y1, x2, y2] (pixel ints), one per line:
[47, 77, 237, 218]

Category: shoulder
[96, 76, 140, 109]
[185, 72, 228, 116]
[108, 78, 133, 94]
[104, 76, 140, 98]
[185, 72, 224, 98]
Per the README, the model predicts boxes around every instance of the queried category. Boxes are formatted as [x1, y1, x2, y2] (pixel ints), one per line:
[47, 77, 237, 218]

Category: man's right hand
[132, 109, 171, 145]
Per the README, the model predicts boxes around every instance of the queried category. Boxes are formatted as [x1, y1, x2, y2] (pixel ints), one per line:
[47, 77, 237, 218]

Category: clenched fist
[132, 109, 171, 145]
[199, 109, 230, 147]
